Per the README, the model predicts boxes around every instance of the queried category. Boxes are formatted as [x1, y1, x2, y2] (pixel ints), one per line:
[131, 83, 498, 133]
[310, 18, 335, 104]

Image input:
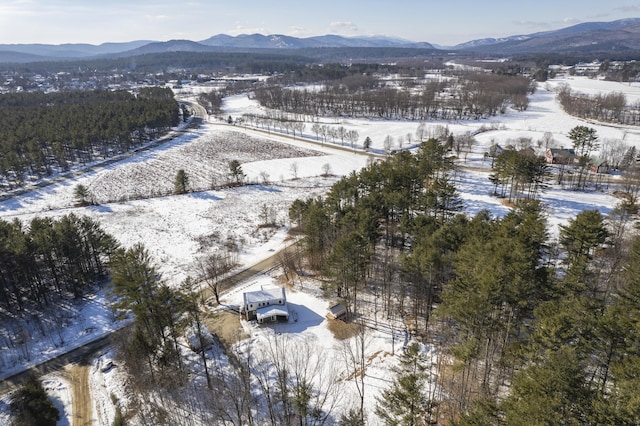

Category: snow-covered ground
[1, 75, 638, 424]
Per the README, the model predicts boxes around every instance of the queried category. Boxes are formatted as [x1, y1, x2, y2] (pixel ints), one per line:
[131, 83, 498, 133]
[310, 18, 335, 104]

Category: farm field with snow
[1, 75, 640, 425]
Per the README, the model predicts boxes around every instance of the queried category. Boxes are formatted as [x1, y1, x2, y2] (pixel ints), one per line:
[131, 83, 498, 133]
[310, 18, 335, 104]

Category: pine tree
[375, 343, 435, 425]
[10, 375, 60, 426]
[73, 183, 92, 206]
[174, 169, 189, 194]
[567, 126, 598, 189]
[228, 160, 245, 186]
[363, 136, 372, 151]
[502, 347, 593, 426]
[600, 235, 640, 423]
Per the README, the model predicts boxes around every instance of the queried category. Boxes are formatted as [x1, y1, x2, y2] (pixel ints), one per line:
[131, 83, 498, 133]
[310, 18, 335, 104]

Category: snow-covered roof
[243, 287, 286, 305]
[256, 305, 289, 321]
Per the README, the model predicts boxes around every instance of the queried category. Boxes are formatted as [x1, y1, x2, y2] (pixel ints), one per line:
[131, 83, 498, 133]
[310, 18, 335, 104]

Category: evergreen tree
[174, 169, 189, 194]
[559, 210, 608, 263]
[109, 244, 164, 344]
[568, 125, 598, 157]
[228, 160, 245, 186]
[326, 231, 371, 315]
[363, 136, 372, 151]
[502, 347, 593, 426]
[558, 209, 608, 291]
[375, 342, 435, 425]
[10, 375, 60, 426]
[73, 183, 92, 206]
[567, 126, 598, 190]
[599, 235, 640, 423]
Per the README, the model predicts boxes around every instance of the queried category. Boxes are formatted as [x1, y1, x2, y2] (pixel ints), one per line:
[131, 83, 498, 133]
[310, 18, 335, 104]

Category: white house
[242, 287, 289, 323]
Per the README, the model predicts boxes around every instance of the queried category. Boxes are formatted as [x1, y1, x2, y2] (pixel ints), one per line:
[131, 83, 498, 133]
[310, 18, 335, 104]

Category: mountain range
[1, 18, 640, 63]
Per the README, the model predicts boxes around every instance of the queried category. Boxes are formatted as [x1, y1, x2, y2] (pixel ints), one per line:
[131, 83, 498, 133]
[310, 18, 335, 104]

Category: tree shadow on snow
[249, 184, 282, 193]
[188, 192, 222, 201]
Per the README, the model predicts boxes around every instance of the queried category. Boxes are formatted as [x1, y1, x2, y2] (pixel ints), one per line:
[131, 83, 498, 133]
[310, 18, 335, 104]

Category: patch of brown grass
[327, 318, 361, 340]
[203, 310, 248, 346]
[500, 198, 517, 208]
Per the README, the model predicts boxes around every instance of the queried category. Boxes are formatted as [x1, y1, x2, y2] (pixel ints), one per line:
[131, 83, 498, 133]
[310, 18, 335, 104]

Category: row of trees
[557, 83, 640, 125]
[255, 72, 532, 120]
[0, 214, 117, 312]
[0, 87, 179, 187]
[196, 90, 223, 115]
[240, 113, 307, 138]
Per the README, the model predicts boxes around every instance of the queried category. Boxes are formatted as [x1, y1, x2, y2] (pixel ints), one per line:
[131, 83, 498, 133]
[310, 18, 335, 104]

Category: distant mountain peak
[453, 17, 640, 54]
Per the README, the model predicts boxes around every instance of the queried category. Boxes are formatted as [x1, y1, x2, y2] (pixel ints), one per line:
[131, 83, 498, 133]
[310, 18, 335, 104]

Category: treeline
[0, 87, 179, 186]
[0, 51, 314, 74]
[0, 214, 117, 312]
[557, 83, 640, 125]
[255, 71, 533, 120]
[292, 140, 640, 423]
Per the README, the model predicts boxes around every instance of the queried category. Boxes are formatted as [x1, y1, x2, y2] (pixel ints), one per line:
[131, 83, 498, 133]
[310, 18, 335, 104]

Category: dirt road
[66, 363, 92, 426]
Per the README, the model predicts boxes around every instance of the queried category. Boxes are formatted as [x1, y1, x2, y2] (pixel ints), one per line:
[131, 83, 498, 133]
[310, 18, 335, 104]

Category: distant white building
[242, 287, 289, 323]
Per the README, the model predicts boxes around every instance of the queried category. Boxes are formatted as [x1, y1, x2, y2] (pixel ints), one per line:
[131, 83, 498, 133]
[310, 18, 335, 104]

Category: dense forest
[0, 87, 179, 188]
[288, 139, 640, 424]
[0, 214, 117, 312]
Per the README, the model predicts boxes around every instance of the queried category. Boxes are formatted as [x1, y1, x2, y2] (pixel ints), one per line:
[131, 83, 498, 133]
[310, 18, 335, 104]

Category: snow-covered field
[1, 75, 639, 425]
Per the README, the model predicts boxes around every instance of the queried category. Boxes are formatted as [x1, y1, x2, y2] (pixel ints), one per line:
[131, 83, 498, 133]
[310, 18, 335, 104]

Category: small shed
[243, 287, 289, 323]
[326, 303, 347, 321]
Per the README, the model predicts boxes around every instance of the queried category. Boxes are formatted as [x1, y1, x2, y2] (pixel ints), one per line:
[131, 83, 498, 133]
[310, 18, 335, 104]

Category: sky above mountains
[1, 0, 638, 46]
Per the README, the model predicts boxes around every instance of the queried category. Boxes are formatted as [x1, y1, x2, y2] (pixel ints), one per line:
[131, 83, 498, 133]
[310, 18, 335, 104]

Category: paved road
[0, 327, 124, 393]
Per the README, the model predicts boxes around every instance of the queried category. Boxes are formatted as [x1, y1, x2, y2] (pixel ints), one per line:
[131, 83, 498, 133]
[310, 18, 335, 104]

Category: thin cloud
[228, 24, 269, 36]
[586, 13, 614, 19]
[618, 5, 640, 13]
[288, 26, 310, 37]
[512, 20, 555, 31]
[329, 21, 359, 35]
[562, 17, 582, 25]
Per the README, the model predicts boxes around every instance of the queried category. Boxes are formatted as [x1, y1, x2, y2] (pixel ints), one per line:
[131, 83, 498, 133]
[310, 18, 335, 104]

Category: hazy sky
[1, 0, 639, 46]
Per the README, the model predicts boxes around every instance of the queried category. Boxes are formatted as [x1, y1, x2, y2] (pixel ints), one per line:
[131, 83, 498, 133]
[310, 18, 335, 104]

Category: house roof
[589, 157, 608, 166]
[329, 303, 346, 316]
[243, 287, 286, 305]
[256, 305, 289, 321]
[549, 148, 576, 156]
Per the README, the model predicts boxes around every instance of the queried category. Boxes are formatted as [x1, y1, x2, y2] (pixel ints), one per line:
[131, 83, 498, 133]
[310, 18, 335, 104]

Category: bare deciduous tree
[341, 320, 370, 425]
[322, 163, 332, 177]
[290, 162, 299, 180]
